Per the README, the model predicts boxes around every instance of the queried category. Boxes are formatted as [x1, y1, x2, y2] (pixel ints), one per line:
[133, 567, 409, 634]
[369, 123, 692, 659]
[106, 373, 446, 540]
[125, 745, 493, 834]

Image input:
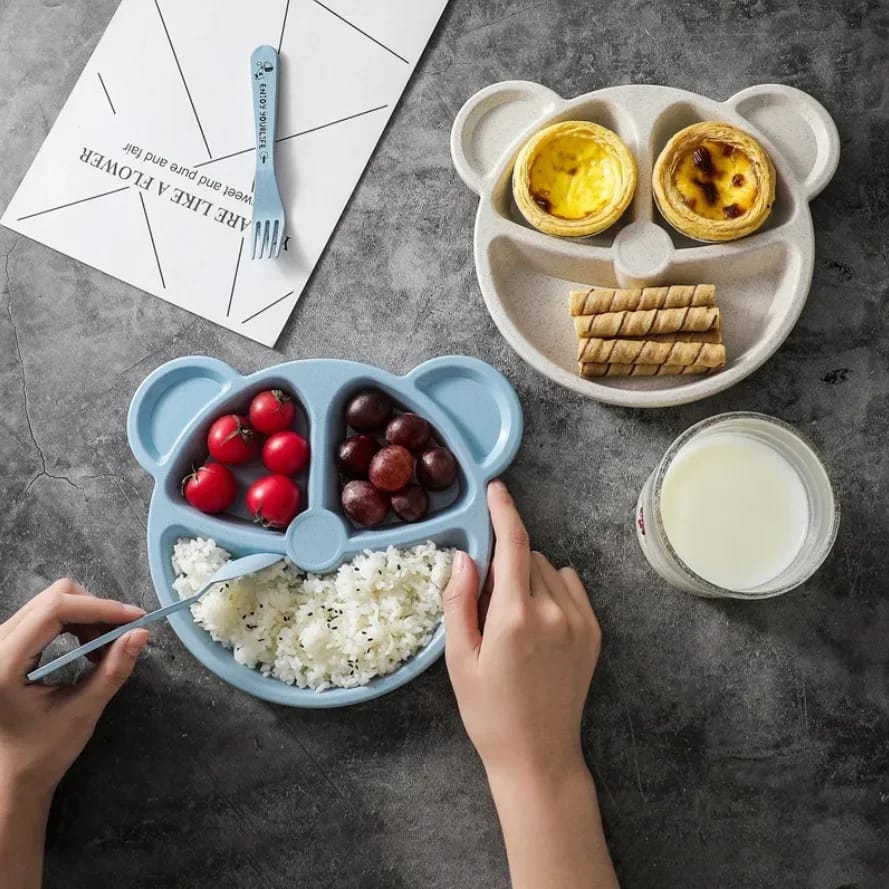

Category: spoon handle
[26, 589, 204, 683]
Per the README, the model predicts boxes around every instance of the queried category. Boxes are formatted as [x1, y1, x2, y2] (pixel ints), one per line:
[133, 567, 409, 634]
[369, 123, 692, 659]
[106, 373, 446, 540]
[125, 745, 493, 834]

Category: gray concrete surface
[2, 0, 888, 887]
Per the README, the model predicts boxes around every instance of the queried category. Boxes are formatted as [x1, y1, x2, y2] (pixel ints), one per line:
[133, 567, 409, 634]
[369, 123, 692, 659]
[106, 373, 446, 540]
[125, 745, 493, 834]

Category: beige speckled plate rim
[450, 81, 841, 408]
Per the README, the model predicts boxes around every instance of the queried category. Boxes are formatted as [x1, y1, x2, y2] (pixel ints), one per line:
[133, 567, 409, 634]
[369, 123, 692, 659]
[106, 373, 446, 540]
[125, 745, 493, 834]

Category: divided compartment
[325, 377, 465, 531]
[410, 357, 523, 472]
[149, 521, 457, 709]
[128, 356, 238, 473]
[162, 374, 313, 535]
[727, 84, 840, 200]
[484, 224, 804, 399]
[489, 98, 643, 249]
[648, 100, 799, 249]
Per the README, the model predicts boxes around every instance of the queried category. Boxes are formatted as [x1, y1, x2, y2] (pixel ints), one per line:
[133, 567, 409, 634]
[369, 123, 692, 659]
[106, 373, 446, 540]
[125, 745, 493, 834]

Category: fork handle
[26, 590, 204, 683]
[251, 45, 279, 176]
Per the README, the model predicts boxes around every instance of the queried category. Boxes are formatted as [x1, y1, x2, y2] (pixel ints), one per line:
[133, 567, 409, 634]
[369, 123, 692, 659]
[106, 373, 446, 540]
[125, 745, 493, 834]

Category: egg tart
[513, 121, 637, 238]
[653, 121, 776, 242]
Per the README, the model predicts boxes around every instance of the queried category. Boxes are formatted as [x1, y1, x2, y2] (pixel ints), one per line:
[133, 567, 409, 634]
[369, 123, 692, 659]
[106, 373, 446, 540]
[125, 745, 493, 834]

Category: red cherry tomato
[181, 463, 237, 514]
[246, 475, 301, 528]
[249, 389, 296, 435]
[262, 430, 310, 475]
[207, 414, 259, 465]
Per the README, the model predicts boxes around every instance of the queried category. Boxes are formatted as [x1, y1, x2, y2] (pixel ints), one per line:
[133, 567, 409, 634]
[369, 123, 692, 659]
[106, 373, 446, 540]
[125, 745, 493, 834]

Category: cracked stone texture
[2, 0, 888, 887]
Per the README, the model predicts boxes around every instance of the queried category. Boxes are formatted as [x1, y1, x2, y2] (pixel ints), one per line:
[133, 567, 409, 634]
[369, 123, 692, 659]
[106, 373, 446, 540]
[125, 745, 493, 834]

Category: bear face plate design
[128, 355, 523, 707]
[450, 81, 840, 408]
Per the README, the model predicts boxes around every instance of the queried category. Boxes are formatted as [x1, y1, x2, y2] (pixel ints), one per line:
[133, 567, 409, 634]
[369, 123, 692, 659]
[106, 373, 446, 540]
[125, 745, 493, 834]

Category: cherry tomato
[181, 463, 237, 514]
[246, 475, 301, 528]
[249, 389, 296, 435]
[207, 414, 259, 465]
[262, 430, 310, 475]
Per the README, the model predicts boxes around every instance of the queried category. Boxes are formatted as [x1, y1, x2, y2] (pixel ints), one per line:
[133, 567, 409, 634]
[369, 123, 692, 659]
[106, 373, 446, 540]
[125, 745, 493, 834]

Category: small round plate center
[613, 222, 674, 282]
[286, 509, 348, 573]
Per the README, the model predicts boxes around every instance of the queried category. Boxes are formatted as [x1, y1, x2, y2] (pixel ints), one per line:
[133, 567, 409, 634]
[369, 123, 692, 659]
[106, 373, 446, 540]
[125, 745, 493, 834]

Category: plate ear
[127, 357, 238, 475]
[725, 84, 840, 200]
[451, 80, 559, 195]
[407, 355, 523, 479]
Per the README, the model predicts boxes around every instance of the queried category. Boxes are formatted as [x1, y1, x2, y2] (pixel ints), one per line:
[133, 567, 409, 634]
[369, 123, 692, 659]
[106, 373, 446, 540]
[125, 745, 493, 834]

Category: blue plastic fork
[27, 552, 283, 683]
[250, 45, 285, 259]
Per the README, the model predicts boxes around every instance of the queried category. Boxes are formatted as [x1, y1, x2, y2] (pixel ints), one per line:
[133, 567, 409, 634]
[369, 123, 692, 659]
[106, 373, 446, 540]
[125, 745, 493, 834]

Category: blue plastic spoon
[27, 552, 283, 683]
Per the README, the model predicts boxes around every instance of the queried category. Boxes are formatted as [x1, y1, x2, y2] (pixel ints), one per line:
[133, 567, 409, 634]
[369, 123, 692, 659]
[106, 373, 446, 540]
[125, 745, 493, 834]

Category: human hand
[0, 579, 149, 801]
[443, 480, 601, 781]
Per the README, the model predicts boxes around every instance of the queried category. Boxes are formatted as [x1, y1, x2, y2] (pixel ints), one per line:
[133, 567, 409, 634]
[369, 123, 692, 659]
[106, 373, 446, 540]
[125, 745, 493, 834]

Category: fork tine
[250, 217, 285, 259]
[270, 220, 281, 258]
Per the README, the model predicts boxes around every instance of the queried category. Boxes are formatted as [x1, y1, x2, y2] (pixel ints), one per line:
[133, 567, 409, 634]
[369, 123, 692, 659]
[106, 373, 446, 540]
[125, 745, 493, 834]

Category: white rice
[171, 537, 451, 691]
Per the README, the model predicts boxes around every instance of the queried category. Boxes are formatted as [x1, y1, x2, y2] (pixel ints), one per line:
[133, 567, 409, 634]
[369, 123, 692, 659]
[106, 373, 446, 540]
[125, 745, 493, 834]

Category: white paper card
[1, 0, 448, 346]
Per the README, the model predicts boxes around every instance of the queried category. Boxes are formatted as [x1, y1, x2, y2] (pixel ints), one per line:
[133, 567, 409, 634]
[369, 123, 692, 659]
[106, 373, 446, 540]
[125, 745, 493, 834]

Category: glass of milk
[635, 412, 839, 599]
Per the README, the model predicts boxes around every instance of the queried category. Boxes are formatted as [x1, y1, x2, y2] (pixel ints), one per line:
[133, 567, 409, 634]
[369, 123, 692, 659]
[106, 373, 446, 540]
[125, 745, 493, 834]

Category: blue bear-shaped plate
[127, 355, 523, 708]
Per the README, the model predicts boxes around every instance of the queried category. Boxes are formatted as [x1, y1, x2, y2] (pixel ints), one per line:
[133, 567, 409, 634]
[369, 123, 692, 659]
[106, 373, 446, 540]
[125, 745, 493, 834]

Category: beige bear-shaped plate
[450, 82, 840, 408]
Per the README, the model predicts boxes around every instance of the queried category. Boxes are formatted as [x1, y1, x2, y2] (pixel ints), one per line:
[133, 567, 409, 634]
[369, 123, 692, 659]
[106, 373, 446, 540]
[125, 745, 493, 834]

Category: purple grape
[391, 485, 429, 522]
[386, 413, 431, 453]
[417, 447, 457, 491]
[341, 480, 389, 526]
[336, 434, 380, 478]
[345, 390, 393, 432]
[368, 445, 414, 492]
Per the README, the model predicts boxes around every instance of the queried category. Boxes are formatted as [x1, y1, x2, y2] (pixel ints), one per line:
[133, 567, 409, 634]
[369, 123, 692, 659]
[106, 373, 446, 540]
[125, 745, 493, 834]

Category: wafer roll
[640, 330, 723, 344]
[578, 362, 718, 378]
[573, 306, 720, 338]
[576, 338, 726, 368]
[569, 285, 716, 316]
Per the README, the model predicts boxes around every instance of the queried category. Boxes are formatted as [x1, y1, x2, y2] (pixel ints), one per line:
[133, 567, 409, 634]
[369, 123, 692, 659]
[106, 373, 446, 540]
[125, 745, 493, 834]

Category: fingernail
[122, 604, 145, 617]
[490, 479, 506, 493]
[125, 629, 149, 656]
[453, 551, 467, 574]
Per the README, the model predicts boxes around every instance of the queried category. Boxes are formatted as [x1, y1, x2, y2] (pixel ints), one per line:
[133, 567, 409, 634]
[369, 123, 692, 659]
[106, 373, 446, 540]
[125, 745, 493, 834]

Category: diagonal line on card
[138, 192, 166, 290]
[310, 0, 409, 64]
[274, 104, 388, 144]
[16, 186, 131, 221]
[226, 237, 245, 318]
[154, 0, 212, 158]
[242, 291, 295, 324]
[97, 72, 116, 114]
[278, 0, 291, 53]
[193, 104, 388, 168]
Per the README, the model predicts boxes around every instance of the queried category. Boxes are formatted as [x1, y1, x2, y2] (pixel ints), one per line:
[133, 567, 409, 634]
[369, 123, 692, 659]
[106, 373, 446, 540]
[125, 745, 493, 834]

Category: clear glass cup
[635, 412, 840, 599]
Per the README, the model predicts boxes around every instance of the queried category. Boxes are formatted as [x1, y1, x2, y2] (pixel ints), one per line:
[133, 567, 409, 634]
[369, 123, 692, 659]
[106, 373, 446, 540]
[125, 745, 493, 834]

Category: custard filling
[528, 135, 623, 220]
[672, 140, 759, 221]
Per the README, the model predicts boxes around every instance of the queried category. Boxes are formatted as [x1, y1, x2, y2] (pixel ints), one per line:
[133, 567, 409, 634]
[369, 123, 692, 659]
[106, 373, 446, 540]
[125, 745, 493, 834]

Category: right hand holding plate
[442, 480, 601, 780]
